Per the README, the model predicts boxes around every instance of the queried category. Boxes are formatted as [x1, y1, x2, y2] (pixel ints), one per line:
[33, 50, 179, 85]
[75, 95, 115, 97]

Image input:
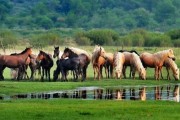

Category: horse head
[168, 49, 175, 61]
[53, 46, 59, 58]
[61, 47, 70, 59]
[140, 68, 146, 80]
[36, 50, 44, 61]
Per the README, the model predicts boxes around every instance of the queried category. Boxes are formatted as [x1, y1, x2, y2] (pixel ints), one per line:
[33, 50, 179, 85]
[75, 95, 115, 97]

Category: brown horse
[140, 49, 175, 80]
[0, 48, 32, 80]
[103, 52, 114, 78]
[92, 45, 106, 80]
[36, 50, 54, 82]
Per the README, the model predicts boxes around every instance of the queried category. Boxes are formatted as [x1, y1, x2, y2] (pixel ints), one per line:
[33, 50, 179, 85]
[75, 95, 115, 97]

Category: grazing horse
[0, 48, 32, 80]
[140, 49, 175, 80]
[92, 45, 106, 80]
[113, 52, 125, 79]
[36, 50, 54, 81]
[161, 58, 179, 80]
[130, 52, 146, 80]
[61, 47, 91, 81]
[119, 50, 140, 78]
[53, 58, 80, 81]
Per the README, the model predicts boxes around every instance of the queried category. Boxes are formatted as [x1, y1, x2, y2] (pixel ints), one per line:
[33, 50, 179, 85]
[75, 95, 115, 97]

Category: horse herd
[0, 45, 179, 82]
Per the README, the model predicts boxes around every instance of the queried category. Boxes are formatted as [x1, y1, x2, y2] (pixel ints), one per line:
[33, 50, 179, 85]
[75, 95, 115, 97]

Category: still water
[1, 84, 179, 102]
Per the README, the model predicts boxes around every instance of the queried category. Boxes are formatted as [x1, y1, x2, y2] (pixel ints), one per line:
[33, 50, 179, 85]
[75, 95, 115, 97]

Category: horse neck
[69, 51, 78, 58]
[17, 51, 30, 60]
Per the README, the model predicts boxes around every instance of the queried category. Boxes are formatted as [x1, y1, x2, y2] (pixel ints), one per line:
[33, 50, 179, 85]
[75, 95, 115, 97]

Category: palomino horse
[92, 45, 106, 80]
[119, 50, 140, 78]
[130, 52, 146, 80]
[140, 49, 175, 80]
[113, 52, 125, 79]
[36, 50, 54, 81]
[61, 47, 91, 81]
[0, 48, 32, 80]
[161, 58, 179, 80]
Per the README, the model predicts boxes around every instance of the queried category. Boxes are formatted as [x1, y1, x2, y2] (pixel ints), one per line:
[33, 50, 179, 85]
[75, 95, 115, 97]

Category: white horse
[113, 52, 125, 79]
[130, 52, 146, 80]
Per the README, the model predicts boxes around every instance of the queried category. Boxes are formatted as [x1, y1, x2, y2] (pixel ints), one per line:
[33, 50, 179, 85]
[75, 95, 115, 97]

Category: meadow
[0, 46, 180, 120]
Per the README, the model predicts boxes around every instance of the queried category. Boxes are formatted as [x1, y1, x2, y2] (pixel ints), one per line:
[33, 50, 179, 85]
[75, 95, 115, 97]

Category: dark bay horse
[61, 47, 91, 81]
[53, 58, 80, 81]
[36, 50, 54, 82]
[0, 48, 32, 80]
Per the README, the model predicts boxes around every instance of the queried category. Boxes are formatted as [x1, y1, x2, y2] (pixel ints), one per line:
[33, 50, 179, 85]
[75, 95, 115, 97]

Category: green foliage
[29, 32, 62, 47]
[0, 29, 18, 47]
[0, 0, 179, 31]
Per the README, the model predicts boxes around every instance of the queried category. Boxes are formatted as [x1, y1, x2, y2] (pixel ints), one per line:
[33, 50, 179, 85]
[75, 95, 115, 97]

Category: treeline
[0, 0, 180, 31]
[0, 28, 179, 47]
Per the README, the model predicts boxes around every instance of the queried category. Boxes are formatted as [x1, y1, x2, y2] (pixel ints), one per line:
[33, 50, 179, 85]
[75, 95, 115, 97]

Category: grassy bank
[0, 99, 180, 120]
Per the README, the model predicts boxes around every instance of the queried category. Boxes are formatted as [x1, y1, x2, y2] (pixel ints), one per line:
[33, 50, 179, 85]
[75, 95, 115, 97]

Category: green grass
[0, 99, 180, 120]
[0, 46, 180, 120]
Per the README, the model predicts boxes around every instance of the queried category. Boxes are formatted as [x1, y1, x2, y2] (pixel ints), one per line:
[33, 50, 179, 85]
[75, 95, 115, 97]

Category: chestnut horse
[36, 50, 54, 81]
[113, 52, 125, 79]
[61, 47, 91, 81]
[92, 45, 106, 80]
[103, 52, 114, 78]
[140, 49, 175, 80]
[161, 58, 179, 80]
[0, 48, 32, 80]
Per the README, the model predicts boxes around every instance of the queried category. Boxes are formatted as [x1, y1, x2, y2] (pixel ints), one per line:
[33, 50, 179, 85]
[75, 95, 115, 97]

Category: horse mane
[119, 49, 139, 56]
[67, 47, 91, 60]
[131, 52, 144, 72]
[154, 49, 171, 58]
[166, 58, 178, 74]
[114, 52, 124, 71]
[10, 48, 31, 55]
[40, 50, 52, 60]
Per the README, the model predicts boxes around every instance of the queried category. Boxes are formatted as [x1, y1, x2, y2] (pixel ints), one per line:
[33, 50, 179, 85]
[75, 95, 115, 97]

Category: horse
[161, 58, 179, 80]
[119, 50, 140, 79]
[53, 58, 80, 81]
[0, 47, 32, 80]
[36, 50, 54, 81]
[103, 52, 114, 78]
[29, 54, 41, 80]
[61, 47, 91, 81]
[53, 46, 64, 64]
[92, 45, 106, 80]
[140, 49, 175, 80]
[10, 54, 41, 80]
[113, 52, 125, 79]
[130, 52, 146, 80]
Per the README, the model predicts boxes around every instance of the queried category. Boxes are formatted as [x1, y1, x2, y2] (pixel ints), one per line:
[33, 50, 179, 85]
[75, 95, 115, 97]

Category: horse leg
[48, 69, 51, 82]
[166, 67, 170, 80]
[122, 66, 127, 79]
[41, 68, 44, 81]
[155, 67, 159, 80]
